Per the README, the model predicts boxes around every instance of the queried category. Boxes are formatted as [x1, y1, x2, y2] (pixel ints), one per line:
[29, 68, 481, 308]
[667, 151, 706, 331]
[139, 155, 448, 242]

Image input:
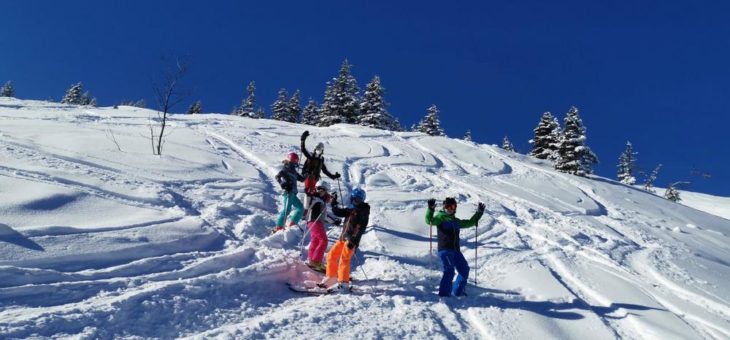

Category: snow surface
[1, 98, 730, 339]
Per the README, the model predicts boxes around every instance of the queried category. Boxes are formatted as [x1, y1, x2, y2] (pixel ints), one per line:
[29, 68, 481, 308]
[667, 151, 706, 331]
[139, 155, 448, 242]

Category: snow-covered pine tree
[664, 183, 681, 202]
[61, 82, 85, 104]
[241, 81, 256, 117]
[232, 81, 255, 117]
[1, 81, 15, 97]
[529, 111, 561, 160]
[319, 59, 360, 126]
[302, 98, 320, 125]
[187, 100, 203, 114]
[288, 89, 302, 123]
[391, 118, 403, 132]
[415, 105, 446, 136]
[254, 106, 265, 119]
[643, 164, 662, 193]
[463, 129, 472, 142]
[554, 106, 598, 176]
[271, 88, 290, 121]
[81, 91, 96, 106]
[358, 75, 393, 130]
[502, 136, 515, 151]
[617, 141, 637, 185]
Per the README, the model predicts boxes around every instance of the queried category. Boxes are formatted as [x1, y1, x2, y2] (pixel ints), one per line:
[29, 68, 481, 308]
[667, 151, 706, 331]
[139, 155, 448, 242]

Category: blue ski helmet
[351, 187, 366, 203]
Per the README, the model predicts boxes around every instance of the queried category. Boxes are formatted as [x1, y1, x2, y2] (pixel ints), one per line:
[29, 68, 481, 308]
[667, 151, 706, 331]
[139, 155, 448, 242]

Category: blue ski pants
[438, 249, 470, 297]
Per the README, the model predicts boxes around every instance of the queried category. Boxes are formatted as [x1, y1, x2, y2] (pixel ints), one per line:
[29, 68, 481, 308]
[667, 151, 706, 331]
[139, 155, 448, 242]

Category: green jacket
[425, 208, 482, 251]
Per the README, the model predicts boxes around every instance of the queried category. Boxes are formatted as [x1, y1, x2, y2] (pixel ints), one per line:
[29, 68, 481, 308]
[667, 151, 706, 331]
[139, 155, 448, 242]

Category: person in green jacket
[425, 197, 485, 297]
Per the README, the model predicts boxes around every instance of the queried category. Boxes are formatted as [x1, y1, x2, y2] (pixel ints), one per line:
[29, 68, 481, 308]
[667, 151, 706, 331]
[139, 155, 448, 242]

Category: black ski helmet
[443, 197, 457, 208]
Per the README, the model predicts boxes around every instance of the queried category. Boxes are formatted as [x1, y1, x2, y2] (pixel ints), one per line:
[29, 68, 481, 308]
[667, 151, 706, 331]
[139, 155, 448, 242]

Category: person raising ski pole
[303, 180, 339, 272]
[318, 187, 370, 293]
[273, 152, 305, 233]
[300, 131, 340, 211]
[425, 197, 485, 297]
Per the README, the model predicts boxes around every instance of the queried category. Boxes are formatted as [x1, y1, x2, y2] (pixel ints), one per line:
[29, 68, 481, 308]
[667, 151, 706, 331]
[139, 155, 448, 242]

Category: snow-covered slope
[1, 98, 729, 339]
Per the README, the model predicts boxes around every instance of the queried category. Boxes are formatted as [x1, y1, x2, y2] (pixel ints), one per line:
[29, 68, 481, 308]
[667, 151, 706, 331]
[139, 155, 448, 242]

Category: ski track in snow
[1, 100, 729, 338]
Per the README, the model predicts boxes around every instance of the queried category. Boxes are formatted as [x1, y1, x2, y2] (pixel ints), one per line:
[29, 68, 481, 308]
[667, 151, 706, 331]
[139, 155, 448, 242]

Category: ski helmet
[315, 180, 330, 192]
[287, 152, 299, 163]
[443, 197, 457, 209]
[314, 142, 325, 155]
[351, 187, 366, 203]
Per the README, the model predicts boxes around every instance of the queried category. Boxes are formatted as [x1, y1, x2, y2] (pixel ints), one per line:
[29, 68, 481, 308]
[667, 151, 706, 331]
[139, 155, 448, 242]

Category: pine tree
[664, 184, 681, 202]
[617, 141, 637, 185]
[61, 83, 84, 104]
[358, 75, 393, 130]
[319, 59, 360, 126]
[391, 118, 403, 132]
[254, 106, 265, 119]
[1, 81, 15, 97]
[288, 89, 302, 123]
[302, 98, 320, 125]
[187, 100, 203, 114]
[232, 81, 256, 117]
[643, 164, 662, 193]
[271, 88, 290, 121]
[415, 105, 446, 136]
[529, 111, 561, 160]
[502, 136, 515, 152]
[554, 106, 598, 176]
[81, 91, 96, 106]
[463, 130, 473, 142]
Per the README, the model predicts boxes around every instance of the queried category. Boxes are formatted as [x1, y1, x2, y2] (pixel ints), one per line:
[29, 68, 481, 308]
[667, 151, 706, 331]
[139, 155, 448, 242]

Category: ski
[286, 282, 376, 295]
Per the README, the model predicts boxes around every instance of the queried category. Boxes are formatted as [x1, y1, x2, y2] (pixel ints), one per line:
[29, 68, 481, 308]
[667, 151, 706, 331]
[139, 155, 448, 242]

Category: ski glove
[281, 183, 292, 191]
[427, 199, 436, 210]
[477, 202, 486, 214]
[333, 218, 342, 226]
[347, 241, 355, 249]
[334, 172, 341, 179]
[301, 130, 310, 141]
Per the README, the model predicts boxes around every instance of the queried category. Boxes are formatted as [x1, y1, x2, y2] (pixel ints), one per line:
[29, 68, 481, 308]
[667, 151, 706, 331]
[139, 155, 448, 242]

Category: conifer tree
[664, 184, 681, 202]
[61, 82, 85, 104]
[187, 100, 203, 114]
[232, 81, 256, 117]
[271, 88, 290, 121]
[391, 118, 403, 132]
[288, 89, 302, 123]
[254, 106, 265, 119]
[319, 59, 360, 126]
[643, 164, 662, 193]
[358, 75, 393, 130]
[617, 141, 637, 185]
[530, 111, 561, 160]
[554, 106, 598, 176]
[415, 105, 445, 136]
[502, 136, 515, 152]
[1, 81, 15, 97]
[302, 98, 320, 125]
[463, 129, 473, 142]
[81, 91, 96, 106]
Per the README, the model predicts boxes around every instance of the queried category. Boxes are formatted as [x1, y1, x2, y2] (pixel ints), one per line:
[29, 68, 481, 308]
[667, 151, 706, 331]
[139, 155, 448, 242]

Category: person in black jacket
[300, 130, 340, 195]
[318, 187, 369, 292]
[273, 152, 305, 233]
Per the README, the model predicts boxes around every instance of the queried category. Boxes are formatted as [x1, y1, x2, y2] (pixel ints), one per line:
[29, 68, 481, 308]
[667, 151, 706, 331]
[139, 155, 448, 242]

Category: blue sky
[2, 1, 728, 196]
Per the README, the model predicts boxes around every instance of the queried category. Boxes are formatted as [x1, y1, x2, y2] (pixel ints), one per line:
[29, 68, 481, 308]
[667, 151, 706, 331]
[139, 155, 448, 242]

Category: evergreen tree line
[229, 59, 406, 131]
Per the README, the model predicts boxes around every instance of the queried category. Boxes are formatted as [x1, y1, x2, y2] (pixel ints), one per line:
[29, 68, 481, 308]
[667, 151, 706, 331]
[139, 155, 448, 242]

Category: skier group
[275, 130, 485, 297]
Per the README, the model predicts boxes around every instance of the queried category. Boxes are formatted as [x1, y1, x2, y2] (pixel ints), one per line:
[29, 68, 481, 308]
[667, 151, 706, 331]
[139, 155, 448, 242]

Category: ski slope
[1, 98, 729, 339]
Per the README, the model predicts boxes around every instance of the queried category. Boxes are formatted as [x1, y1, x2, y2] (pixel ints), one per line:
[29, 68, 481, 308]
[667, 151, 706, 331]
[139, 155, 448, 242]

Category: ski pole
[336, 178, 344, 206]
[354, 248, 370, 282]
[474, 222, 478, 285]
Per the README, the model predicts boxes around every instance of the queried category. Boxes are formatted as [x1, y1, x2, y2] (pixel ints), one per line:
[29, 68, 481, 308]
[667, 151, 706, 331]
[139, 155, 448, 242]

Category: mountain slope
[1, 98, 729, 339]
